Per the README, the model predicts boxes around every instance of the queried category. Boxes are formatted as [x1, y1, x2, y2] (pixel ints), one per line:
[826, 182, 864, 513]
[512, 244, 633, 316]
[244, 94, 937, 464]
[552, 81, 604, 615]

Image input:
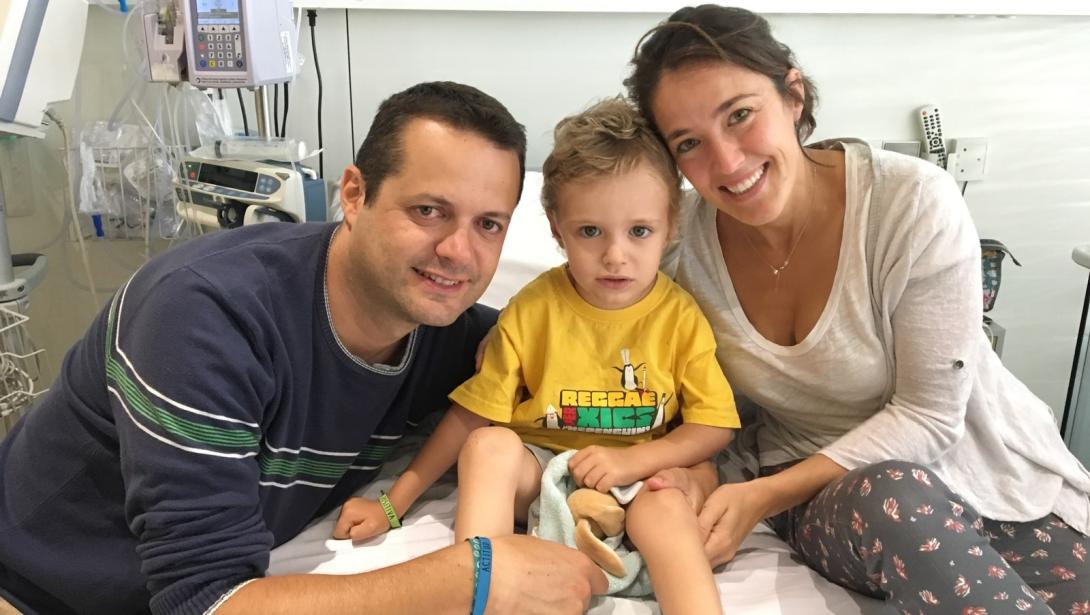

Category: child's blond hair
[541, 97, 681, 232]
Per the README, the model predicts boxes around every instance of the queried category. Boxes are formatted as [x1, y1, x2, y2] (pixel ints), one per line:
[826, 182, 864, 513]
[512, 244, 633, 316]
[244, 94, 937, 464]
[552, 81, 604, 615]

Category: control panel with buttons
[195, 26, 244, 71]
[183, 0, 295, 88]
[180, 160, 279, 201]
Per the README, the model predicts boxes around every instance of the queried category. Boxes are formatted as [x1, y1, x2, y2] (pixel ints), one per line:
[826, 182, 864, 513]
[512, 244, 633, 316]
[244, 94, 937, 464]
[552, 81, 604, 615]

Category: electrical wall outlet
[951, 137, 989, 182]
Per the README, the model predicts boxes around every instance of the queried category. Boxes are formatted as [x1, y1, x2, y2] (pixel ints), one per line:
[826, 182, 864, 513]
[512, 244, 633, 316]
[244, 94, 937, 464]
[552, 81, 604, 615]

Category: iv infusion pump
[178, 0, 297, 88]
[174, 156, 326, 228]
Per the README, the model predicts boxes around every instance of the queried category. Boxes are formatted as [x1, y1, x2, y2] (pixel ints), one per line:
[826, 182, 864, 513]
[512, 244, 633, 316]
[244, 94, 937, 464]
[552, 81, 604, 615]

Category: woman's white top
[665, 141, 1090, 533]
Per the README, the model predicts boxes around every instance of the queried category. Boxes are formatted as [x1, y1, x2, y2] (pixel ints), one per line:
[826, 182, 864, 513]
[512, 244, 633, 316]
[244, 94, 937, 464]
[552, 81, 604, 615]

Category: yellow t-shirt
[450, 266, 739, 453]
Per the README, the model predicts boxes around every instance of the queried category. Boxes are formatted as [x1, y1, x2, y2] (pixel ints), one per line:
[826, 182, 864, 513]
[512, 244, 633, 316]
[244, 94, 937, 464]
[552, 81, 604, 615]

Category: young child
[334, 97, 740, 614]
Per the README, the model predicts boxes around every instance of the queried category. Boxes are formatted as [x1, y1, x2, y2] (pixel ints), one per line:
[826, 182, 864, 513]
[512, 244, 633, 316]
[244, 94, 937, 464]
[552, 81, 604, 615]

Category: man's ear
[339, 165, 367, 230]
[784, 68, 805, 122]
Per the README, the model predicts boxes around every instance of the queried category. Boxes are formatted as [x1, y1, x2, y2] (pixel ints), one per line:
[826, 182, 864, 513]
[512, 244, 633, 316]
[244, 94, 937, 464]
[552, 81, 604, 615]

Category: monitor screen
[198, 164, 257, 192]
[196, 0, 240, 26]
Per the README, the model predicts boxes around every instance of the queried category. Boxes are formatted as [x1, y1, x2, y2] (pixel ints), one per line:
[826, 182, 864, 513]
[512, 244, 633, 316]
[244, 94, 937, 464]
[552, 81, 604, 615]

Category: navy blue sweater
[0, 223, 495, 614]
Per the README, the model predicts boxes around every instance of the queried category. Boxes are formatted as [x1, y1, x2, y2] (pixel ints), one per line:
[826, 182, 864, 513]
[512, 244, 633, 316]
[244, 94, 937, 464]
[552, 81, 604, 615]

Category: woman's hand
[644, 462, 717, 515]
[651, 456, 844, 566]
[697, 480, 775, 567]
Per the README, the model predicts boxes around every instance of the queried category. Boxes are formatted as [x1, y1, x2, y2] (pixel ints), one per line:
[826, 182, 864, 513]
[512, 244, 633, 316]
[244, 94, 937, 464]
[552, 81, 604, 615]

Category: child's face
[550, 162, 671, 310]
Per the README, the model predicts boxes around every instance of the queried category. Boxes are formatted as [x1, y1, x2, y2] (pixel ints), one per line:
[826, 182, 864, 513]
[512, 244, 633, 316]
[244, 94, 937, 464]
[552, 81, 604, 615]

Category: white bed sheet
[268, 450, 889, 615]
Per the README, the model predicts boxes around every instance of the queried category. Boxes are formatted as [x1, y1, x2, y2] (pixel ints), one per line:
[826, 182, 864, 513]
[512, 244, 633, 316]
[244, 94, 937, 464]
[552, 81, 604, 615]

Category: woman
[629, 5, 1090, 613]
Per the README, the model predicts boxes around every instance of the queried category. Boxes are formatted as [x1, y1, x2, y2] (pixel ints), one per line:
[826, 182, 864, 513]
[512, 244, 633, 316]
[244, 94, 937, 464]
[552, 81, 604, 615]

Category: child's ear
[547, 211, 564, 248]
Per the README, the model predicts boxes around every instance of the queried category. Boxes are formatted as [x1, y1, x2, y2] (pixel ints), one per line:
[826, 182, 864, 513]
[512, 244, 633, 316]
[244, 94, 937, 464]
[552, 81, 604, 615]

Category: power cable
[273, 84, 280, 138]
[307, 10, 324, 177]
[345, 9, 356, 157]
[236, 89, 249, 136]
[281, 83, 290, 138]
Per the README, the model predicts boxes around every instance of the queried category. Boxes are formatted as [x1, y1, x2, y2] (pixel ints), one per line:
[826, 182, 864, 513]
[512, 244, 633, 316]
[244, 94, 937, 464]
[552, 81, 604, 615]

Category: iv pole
[253, 85, 273, 139]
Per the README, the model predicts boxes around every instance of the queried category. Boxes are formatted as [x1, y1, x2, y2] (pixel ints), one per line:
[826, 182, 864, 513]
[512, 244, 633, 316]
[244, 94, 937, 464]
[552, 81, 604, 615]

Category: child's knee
[627, 487, 694, 540]
[460, 426, 525, 466]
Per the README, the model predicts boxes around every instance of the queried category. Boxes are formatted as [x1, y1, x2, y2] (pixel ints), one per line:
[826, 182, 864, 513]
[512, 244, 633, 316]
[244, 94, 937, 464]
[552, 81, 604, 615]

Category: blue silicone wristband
[469, 537, 492, 615]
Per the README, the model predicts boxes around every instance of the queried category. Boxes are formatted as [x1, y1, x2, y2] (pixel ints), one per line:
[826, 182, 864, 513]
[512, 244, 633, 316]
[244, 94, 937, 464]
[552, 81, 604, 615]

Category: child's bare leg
[627, 487, 722, 615]
[454, 426, 543, 541]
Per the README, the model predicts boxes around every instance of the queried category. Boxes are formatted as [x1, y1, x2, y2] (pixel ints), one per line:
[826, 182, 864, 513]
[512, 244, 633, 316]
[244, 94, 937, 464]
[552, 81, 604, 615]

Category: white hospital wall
[292, 10, 1090, 419]
[10, 8, 1090, 424]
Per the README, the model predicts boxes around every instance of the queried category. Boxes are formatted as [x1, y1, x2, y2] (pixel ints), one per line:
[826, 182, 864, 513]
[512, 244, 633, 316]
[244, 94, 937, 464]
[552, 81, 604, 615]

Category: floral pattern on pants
[764, 460, 1089, 614]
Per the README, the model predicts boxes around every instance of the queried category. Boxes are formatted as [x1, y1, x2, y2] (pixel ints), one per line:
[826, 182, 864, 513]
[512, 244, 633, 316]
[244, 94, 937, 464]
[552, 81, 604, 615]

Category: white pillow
[479, 171, 566, 309]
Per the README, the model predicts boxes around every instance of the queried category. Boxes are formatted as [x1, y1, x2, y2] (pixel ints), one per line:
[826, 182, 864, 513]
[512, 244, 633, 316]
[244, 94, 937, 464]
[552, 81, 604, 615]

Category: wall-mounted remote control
[918, 105, 948, 169]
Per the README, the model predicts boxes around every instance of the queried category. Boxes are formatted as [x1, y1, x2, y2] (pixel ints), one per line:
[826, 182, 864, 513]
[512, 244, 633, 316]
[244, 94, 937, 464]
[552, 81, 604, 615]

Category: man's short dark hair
[354, 81, 527, 204]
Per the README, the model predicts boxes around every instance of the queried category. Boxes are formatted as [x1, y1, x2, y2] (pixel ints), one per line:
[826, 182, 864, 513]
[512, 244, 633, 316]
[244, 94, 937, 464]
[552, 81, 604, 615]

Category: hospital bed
[269, 173, 889, 614]
[268, 449, 886, 614]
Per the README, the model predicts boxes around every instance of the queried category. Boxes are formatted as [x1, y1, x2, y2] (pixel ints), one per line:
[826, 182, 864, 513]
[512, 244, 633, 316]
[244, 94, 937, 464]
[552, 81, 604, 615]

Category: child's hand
[568, 446, 637, 492]
[475, 322, 499, 372]
[333, 496, 395, 541]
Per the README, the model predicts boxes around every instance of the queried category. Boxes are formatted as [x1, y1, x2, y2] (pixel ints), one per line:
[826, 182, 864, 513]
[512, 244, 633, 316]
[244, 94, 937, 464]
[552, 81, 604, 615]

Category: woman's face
[650, 62, 805, 228]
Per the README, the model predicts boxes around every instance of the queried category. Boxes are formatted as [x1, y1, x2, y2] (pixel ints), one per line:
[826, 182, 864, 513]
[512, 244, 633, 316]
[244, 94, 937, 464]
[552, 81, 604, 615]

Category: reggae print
[537, 348, 670, 436]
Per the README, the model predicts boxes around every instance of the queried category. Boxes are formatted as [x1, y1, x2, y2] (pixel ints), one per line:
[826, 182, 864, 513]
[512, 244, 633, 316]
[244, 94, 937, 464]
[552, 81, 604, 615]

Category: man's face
[340, 118, 521, 330]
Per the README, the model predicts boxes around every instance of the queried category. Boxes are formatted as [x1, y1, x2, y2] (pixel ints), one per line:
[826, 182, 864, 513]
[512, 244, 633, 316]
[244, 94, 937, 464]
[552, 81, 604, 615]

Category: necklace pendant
[771, 268, 780, 276]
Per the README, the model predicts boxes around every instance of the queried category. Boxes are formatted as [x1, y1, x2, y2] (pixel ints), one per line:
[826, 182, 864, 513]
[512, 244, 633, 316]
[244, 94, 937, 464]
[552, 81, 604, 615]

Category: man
[0, 82, 605, 615]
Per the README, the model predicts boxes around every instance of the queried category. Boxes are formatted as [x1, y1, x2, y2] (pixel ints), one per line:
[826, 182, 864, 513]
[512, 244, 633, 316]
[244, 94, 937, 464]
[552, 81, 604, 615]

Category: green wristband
[379, 491, 401, 529]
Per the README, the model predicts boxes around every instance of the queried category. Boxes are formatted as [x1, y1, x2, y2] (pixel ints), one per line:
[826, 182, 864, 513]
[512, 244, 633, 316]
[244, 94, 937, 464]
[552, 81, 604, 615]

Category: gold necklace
[739, 172, 816, 283]
[740, 211, 812, 277]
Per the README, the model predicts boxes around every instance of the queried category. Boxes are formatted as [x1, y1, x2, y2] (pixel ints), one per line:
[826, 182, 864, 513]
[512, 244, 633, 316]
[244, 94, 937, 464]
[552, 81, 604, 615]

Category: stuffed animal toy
[567, 488, 627, 577]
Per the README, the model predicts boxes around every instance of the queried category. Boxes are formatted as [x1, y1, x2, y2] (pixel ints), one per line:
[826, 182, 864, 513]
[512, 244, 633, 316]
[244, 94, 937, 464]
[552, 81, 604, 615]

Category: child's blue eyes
[576, 226, 653, 239]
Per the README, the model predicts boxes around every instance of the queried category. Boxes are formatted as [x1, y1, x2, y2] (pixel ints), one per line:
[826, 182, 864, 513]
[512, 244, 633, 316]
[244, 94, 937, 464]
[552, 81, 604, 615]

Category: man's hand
[568, 445, 637, 493]
[332, 497, 393, 542]
[486, 535, 608, 615]
[219, 529, 608, 615]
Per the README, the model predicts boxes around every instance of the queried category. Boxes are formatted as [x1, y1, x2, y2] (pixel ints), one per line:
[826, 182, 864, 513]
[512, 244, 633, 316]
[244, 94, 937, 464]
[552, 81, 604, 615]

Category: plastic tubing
[44, 110, 100, 312]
